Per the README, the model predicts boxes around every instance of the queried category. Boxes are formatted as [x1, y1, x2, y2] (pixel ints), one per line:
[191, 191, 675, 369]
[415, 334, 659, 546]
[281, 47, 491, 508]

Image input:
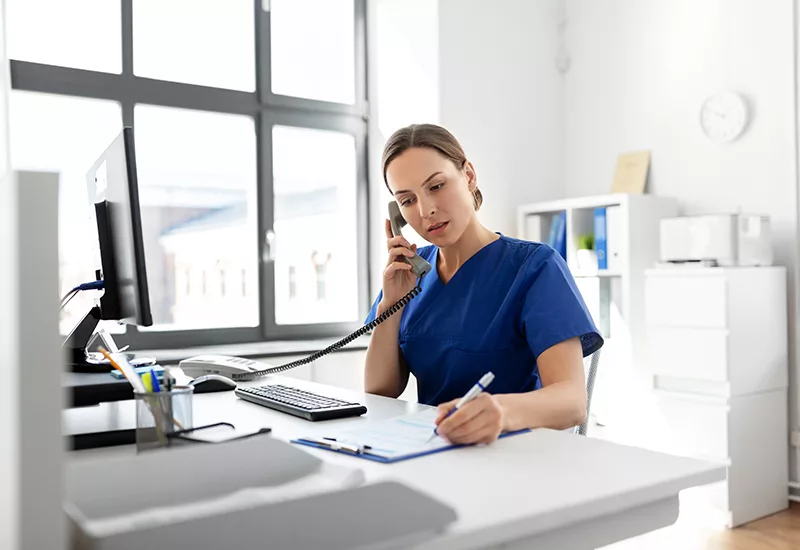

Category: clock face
[700, 92, 749, 143]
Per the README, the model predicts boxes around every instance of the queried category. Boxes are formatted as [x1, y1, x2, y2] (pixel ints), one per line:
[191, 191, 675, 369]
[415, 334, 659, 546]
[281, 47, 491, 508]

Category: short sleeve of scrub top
[365, 235, 603, 406]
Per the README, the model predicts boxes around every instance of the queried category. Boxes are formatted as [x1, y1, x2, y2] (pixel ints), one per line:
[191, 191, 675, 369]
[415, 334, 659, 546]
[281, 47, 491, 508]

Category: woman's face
[385, 147, 477, 247]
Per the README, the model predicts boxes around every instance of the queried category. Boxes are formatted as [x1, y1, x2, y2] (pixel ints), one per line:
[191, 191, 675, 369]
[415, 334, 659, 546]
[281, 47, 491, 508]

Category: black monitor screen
[85, 127, 152, 327]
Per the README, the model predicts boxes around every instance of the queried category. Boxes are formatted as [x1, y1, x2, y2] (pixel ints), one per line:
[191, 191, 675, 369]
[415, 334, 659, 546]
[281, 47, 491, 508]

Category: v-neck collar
[401, 234, 504, 337]
[432, 233, 504, 286]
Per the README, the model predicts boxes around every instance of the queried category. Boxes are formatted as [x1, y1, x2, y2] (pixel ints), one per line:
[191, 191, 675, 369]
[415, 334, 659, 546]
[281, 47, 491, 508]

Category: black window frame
[8, 0, 370, 349]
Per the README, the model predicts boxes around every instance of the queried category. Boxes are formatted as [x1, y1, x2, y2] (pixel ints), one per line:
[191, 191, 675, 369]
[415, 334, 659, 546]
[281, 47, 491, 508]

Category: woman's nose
[418, 198, 436, 218]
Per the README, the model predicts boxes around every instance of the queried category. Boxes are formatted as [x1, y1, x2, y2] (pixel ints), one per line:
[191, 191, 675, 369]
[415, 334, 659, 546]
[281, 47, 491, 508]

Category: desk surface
[66, 375, 726, 550]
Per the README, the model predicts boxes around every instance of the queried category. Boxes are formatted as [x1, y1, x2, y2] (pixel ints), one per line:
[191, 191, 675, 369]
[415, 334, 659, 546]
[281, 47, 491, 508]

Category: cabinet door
[645, 275, 728, 328]
[647, 327, 729, 382]
[655, 391, 730, 463]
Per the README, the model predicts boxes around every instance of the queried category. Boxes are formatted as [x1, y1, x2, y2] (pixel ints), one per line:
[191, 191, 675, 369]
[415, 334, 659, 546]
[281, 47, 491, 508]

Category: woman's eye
[400, 197, 416, 206]
[430, 182, 444, 191]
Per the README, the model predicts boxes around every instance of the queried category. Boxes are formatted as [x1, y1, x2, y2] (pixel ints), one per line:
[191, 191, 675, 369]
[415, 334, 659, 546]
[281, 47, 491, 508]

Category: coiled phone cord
[232, 281, 424, 382]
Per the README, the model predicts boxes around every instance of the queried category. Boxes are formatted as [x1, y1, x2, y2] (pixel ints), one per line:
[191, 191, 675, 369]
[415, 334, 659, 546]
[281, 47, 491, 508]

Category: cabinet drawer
[645, 275, 728, 328]
[647, 327, 729, 382]
[655, 392, 730, 462]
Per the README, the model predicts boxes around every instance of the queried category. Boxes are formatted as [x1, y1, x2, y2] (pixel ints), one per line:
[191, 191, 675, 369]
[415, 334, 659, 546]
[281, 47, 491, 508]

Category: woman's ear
[465, 161, 477, 191]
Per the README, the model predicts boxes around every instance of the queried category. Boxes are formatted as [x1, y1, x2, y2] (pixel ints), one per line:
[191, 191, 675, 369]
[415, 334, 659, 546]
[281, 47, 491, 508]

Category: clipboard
[292, 430, 529, 464]
[291, 409, 530, 464]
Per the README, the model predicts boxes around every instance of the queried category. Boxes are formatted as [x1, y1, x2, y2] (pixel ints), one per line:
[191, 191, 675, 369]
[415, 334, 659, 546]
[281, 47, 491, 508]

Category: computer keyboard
[234, 384, 368, 421]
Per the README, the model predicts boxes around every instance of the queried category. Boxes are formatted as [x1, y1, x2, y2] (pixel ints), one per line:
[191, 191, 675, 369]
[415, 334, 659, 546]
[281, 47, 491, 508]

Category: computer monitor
[63, 126, 154, 372]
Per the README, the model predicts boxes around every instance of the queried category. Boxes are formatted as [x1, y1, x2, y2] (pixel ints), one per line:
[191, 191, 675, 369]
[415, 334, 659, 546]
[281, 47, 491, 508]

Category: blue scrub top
[365, 235, 603, 406]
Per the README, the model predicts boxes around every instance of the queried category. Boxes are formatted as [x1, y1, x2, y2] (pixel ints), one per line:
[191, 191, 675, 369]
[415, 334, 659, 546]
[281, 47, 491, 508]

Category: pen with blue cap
[150, 368, 161, 392]
[429, 371, 495, 441]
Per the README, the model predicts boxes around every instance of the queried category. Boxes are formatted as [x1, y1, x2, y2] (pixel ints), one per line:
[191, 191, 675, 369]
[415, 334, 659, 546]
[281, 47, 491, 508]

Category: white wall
[368, 0, 566, 293]
[564, 0, 799, 477]
[367, 0, 440, 300]
[0, 1, 19, 548]
[438, 0, 566, 238]
[434, 0, 800, 481]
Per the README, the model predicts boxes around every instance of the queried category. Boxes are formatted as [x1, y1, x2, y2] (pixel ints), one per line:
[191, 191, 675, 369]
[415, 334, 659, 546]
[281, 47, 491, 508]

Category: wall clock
[700, 91, 749, 143]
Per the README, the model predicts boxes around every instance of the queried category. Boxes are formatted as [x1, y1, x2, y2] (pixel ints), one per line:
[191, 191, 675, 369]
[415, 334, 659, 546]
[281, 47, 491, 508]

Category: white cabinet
[644, 266, 788, 527]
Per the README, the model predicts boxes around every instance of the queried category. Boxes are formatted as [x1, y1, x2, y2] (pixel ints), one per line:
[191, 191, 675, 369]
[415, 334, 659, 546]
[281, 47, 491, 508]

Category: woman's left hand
[434, 393, 505, 445]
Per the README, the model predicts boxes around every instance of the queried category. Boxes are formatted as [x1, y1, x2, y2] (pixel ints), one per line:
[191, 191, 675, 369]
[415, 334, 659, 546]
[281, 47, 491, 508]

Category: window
[311, 251, 332, 302]
[134, 104, 258, 330]
[8, 2, 369, 349]
[316, 264, 327, 300]
[272, 126, 359, 325]
[133, 0, 255, 91]
[288, 266, 297, 299]
[7, 0, 121, 73]
[270, 0, 355, 104]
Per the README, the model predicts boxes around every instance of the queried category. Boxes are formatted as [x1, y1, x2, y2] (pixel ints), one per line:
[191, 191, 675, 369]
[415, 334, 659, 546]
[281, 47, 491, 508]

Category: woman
[364, 123, 603, 445]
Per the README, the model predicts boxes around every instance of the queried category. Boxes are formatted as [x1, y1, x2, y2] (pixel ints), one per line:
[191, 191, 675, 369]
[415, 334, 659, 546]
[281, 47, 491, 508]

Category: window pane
[273, 126, 359, 325]
[6, 0, 121, 73]
[133, 0, 255, 91]
[135, 105, 258, 330]
[270, 0, 355, 104]
[7, 92, 122, 334]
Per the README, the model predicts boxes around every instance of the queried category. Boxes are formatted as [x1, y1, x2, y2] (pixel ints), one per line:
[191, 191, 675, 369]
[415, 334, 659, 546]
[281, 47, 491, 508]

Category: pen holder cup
[134, 386, 194, 452]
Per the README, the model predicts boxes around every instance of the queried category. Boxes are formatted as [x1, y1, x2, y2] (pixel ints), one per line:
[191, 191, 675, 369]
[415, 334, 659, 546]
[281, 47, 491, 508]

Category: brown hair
[381, 123, 483, 211]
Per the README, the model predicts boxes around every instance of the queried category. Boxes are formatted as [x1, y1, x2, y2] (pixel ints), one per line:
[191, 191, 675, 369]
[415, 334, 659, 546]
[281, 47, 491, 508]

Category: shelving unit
[517, 193, 679, 433]
[571, 270, 622, 279]
[517, 193, 678, 366]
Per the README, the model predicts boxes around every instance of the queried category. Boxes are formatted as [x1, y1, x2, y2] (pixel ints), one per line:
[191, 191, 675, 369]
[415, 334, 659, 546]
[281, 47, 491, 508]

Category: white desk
[65, 375, 725, 550]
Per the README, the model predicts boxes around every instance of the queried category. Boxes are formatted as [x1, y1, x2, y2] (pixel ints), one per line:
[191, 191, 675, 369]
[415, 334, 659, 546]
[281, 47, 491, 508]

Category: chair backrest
[576, 349, 601, 436]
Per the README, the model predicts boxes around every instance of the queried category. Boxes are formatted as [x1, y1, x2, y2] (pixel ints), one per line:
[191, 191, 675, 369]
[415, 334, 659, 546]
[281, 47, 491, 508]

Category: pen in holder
[134, 386, 194, 452]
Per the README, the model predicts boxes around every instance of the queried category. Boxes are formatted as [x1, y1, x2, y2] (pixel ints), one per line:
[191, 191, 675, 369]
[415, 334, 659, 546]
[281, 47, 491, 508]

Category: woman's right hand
[380, 218, 419, 310]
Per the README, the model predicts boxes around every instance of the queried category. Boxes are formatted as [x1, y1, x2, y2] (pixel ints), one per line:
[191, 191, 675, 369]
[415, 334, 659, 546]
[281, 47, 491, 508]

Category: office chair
[576, 349, 601, 436]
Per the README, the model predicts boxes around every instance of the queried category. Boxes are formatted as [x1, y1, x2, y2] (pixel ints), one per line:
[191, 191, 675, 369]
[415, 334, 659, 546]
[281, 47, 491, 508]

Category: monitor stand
[63, 306, 155, 373]
[63, 309, 157, 450]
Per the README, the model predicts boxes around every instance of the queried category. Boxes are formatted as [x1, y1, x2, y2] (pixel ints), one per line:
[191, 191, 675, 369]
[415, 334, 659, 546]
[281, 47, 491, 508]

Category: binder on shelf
[548, 211, 567, 261]
[594, 208, 607, 270]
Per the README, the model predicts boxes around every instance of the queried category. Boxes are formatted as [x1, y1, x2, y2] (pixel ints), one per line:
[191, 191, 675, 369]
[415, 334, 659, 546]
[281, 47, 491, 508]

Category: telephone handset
[388, 201, 432, 278]
[227, 202, 429, 382]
